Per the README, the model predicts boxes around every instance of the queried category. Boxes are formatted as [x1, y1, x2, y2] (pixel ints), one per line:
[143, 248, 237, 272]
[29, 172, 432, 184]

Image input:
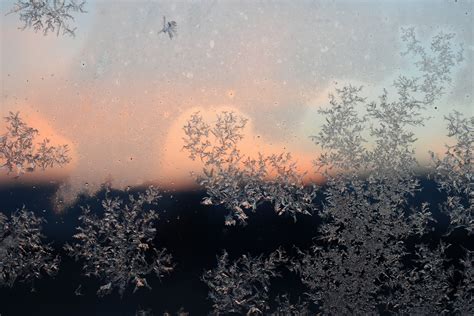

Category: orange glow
[0, 104, 78, 184]
[156, 105, 323, 190]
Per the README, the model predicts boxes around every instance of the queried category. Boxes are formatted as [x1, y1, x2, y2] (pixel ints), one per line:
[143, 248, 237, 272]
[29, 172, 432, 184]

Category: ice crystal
[270, 294, 310, 315]
[294, 28, 469, 314]
[452, 249, 474, 315]
[392, 111, 474, 314]
[6, 0, 86, 37]
[0, 111, 71, 177]
[163, 308, 189, 316]
[64, 186, 173, 297]
[202, 249, 287, 315]
[183, 111, 316, 225]
[135, 309, 154, 316]
[158, 16, 177, 40]
[430, 111, 473, 233]
[310, 85, 367, 177]
[393, 241, 455, 315]
[400, 27, 464, 105]
[0, 207, 59, 289]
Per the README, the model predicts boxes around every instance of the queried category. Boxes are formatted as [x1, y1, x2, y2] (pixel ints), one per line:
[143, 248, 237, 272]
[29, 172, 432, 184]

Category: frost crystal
[271, 294, 310, 315]
[430, 112, 473, 233]
[6, 0, 86, 37]
[135, 309, 153, 316]
[453, 249, 474, 315]
[0, 111, 71, 177]
[0, 207, 60, 289]
[64, 186, 173, 297]
[401, 27, 464, 105]
[294, 28, 470, 314]
[183, 111, 316, 225]
[202, 249, 287, 315]
[158, 16, 177, 40]
[163, 307, 189, 316]
[391, 112, 473, 315]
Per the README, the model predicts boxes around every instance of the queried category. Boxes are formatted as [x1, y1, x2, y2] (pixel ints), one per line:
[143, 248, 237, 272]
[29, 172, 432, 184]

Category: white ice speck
[210, 40, 215, 49]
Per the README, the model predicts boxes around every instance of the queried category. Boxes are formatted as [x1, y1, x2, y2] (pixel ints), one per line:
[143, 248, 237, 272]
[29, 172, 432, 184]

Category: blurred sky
[0, 0, 473, 195]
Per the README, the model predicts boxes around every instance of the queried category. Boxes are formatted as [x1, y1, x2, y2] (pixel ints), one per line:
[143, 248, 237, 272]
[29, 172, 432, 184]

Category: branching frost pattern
[64, 186, 173, 297]
[202, 249, 288, 315]
[6, 0, 86, 36]
[183, 111, 316, 226]
[0, 111, 71, 177]
[0, 207, 59, 289]
[291, 28, 472, 314]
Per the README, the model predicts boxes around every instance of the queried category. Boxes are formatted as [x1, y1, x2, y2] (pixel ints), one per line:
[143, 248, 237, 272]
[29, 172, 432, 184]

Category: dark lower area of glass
[0, 180, 470, 315]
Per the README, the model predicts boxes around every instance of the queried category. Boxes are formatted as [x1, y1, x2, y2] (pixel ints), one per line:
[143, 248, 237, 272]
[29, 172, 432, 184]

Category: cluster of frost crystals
[394, 241, 456, 315]
[391, 112, 474, 314]
[136, 308, 188, 316]
[0, 112, 71, 177]
[135, 309, 154, 316]
[401, 27, 464, 105]
[294, 29, 467, 314]
[0, 207, 60, 289]
[311, 85, 367, 174]
[183, 111, 316, 226]
[430, 112, 473, 233]
[270, 294, 310, 316]
[201, 249, 287, 315]
[292, 190, 420, 314]
[365, 28, 461, 204]
[395, 111, 473, 314]
[162, 308, 189, 316]
[64, 186, 173, 297]
[6, 0, 86, 36]
[301, 84, 423, 313]
[452, 249, 474, 315]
